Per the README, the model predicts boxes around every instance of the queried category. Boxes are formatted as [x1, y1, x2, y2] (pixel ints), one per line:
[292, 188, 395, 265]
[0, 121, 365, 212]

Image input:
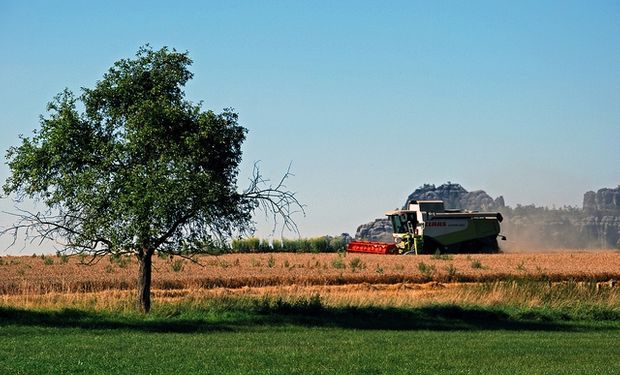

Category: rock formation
[583, 186, 620, 215]
[354, 218, 393, 243]
[355, 183, 620, 249]
[579, 186, 620, 248]
[403, 183, 505, 211]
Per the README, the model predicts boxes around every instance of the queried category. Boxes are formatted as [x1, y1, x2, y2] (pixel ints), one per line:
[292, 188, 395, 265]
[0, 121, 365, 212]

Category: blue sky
[1, 1, 619, 252]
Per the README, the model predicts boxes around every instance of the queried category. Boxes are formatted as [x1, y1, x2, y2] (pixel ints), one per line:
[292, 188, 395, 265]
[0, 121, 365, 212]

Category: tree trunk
[137, 250, 153, 313]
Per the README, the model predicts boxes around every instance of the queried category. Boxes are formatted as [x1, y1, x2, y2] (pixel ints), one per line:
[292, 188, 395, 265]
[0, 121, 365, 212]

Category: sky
[0, 1, 619, 253]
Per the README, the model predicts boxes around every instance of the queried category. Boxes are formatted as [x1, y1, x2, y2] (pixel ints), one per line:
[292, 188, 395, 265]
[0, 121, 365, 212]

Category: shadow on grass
[252, 304, 617, 332]
[1, 304, 616, 333]
[0, 307, 233, 333]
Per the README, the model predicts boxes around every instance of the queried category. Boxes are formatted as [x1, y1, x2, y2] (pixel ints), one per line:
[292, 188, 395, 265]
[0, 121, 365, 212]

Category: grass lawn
[0, 304, 619, 375]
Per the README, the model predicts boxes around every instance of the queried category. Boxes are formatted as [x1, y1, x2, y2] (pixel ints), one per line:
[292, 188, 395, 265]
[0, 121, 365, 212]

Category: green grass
[2, 322, 619, 375]
[0, 300, 619, 374]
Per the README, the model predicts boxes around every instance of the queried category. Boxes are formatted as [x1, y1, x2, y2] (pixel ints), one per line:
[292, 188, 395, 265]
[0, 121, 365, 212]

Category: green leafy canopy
[4, 46, 263, 256]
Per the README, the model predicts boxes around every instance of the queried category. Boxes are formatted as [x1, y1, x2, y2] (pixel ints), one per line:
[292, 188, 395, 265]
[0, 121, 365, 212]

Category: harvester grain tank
[347, 200, 506, 255]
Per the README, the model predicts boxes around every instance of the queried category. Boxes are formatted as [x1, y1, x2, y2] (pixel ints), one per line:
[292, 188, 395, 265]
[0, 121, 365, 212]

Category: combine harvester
[348, 200, 506, 255]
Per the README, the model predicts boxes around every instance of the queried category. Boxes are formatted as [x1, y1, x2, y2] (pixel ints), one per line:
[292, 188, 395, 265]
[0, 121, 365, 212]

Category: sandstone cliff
[355, 183, 620, 249]
[403, 183, 505, 212]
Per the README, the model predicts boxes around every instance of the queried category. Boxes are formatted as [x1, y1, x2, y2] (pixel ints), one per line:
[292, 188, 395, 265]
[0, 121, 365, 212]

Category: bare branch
[171, 253, 207, 267]
[1, 205, 112, 258]
[242, 162, 306, 237]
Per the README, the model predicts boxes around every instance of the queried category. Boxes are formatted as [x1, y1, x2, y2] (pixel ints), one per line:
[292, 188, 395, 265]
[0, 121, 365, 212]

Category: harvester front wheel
[421, 237, 441, 255]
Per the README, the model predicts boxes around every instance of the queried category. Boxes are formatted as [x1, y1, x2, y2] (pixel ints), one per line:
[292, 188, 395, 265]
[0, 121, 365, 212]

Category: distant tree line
[230, 235, 350, 253]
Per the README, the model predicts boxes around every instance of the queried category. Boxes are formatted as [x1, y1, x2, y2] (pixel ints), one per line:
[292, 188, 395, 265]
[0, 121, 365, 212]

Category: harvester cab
[385, 211, 418, 254]
[386, 201, 445, 254]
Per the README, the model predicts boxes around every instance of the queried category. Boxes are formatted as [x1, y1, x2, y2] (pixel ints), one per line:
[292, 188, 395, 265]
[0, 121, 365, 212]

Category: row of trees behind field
[230, 235, 350, 253]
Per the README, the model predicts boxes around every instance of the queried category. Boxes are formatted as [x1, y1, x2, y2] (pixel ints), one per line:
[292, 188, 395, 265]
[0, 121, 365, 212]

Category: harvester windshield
[389, 212, 416, 234]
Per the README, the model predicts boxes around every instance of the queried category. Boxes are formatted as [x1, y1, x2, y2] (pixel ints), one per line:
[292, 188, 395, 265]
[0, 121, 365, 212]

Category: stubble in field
[1, 250, 619, 311]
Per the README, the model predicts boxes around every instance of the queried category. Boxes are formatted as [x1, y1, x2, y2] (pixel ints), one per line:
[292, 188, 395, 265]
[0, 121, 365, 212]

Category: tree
[3, 46, 302, 312]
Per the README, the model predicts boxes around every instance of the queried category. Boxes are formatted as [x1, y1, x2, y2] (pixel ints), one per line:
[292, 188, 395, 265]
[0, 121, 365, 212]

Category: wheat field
[1, 251, 619, 294]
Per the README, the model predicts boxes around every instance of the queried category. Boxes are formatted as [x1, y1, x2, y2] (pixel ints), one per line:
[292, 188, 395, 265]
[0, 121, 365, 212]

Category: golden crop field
[1, 250, 619, 295]
[1, 250, 619, 311]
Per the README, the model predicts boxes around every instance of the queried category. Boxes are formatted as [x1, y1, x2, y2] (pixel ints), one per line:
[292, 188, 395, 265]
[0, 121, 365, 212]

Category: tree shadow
[250, 304, 615, 332]
[0, 307, 232, 333]
[1, 304, 615, 334]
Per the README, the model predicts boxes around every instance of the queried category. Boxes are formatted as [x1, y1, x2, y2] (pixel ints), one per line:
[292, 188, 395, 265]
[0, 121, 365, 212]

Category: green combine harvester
[347, 200, 506, 255]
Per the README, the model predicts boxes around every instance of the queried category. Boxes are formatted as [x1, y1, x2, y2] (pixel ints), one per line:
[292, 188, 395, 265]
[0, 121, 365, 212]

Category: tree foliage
[3, 46, 302, 312]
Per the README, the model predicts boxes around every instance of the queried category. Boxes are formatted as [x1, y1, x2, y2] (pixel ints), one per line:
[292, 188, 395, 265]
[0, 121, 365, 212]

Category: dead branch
[242, 162, 306, 237]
